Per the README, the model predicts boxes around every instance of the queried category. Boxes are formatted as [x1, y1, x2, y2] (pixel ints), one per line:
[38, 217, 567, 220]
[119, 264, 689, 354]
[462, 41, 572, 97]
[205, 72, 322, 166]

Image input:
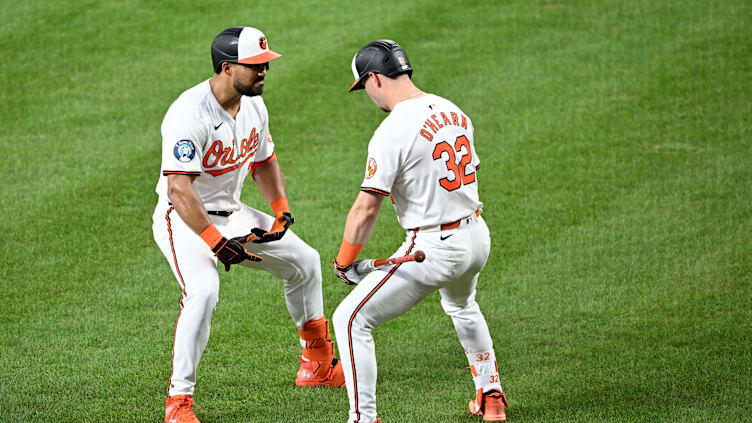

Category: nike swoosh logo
[440, 234, 453, 241]
[214, 122, 223, 130]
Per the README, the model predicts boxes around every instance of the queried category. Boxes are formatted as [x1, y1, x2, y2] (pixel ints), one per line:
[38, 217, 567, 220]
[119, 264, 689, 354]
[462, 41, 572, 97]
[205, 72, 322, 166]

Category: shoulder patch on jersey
[366, 157, 377, 179]
[173, 139, 196, 162]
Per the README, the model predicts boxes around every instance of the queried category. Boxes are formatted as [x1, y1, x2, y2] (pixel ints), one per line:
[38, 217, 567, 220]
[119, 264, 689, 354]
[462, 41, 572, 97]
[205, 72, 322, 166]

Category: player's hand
[213, 236, 263, 271]
[353, 259, 376, 275]
[250, 212, 294, 243]
[333, 259, 363, 285]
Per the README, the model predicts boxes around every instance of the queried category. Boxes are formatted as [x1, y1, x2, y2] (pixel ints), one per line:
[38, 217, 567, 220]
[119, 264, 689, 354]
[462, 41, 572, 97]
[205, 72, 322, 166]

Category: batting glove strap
[232, 232, 259, 245]
[333, 259, 361, 285]
[301, 339, 335, 361]
[251, 212, 294, 243]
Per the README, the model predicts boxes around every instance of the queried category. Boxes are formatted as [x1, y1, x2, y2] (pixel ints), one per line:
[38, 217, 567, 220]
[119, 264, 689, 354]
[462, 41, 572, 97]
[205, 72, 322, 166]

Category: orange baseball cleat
[165, 395, 201, 423]
[469, 390, 508, 422]
[295, 356, 346, 387]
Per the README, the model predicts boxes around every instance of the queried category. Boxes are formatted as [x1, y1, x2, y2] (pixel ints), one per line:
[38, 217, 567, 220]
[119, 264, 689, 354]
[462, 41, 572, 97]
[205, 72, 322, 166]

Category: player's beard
[233, 75, 264, 97]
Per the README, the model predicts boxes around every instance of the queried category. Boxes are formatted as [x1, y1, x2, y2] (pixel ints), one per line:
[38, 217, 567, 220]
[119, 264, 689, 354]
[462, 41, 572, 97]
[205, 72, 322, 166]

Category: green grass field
[1, 0, 751, 422]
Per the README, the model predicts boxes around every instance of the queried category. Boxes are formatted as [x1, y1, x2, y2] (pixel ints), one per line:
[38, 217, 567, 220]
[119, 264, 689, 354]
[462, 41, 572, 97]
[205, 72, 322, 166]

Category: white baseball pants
[332, 215, 502, 423]
[152, 200, 324, 397]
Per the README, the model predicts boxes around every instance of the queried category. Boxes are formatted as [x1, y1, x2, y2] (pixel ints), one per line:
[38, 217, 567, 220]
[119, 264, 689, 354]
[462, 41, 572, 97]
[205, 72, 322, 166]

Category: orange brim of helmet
[239, 50, 282, 65]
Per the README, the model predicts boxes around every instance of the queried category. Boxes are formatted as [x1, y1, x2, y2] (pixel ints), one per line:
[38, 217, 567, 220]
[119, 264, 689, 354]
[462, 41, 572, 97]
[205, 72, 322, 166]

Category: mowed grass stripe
[1, 0, 751, 422]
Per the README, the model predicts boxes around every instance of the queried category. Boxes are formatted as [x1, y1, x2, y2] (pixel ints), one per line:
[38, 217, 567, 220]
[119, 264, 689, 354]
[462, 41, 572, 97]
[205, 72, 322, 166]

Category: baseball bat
[355, 250, 426, 274]
[373, 250, 426, 267]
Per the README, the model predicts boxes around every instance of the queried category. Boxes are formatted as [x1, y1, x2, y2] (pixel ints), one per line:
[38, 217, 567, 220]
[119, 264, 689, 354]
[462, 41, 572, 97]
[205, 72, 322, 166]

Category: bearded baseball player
[331, 40, 509, 423]
[152, 26, 344, 423]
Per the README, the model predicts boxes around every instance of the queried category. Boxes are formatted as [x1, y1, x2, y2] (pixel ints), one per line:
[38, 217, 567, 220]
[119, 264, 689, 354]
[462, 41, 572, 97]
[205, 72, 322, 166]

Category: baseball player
[152, 26, 344, 423]
[331, 40, 509, 422]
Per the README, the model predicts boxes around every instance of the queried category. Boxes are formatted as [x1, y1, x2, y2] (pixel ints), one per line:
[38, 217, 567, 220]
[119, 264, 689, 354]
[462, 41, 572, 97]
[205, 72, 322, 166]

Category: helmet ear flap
[211, 26, 243, 73]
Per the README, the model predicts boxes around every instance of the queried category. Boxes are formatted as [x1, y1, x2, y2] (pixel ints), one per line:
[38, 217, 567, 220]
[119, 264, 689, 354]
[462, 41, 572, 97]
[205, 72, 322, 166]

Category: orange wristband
[336, 238, 364, 267]
[270, 197, 290, 216]
[199, 224, 223, 249]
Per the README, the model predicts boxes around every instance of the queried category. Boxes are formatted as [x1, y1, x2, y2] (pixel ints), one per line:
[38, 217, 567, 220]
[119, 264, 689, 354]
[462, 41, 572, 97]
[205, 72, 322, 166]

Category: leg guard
[298, 317, 335, 374]
[296, 317, 345, 387]
[466, 349, 502, 394]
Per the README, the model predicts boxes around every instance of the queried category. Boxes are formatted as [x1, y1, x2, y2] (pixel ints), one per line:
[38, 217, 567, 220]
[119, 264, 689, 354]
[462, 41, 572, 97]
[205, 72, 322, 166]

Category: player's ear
[222, 62, 233, 76]
[369, 72, 382, 88]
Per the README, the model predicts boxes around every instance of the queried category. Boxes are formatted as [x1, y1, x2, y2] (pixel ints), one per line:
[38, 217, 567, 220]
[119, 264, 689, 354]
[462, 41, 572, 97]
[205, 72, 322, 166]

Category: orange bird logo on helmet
[259, 36, 267, 50]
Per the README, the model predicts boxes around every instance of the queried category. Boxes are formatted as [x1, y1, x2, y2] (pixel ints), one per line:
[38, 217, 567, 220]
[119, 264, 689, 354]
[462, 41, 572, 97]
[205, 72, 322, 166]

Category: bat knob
[414, 250, 426, 262]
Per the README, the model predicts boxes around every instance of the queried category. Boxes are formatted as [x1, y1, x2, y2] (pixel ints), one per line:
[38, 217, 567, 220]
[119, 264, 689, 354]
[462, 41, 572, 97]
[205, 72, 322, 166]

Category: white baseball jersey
[155, 79, 276, 212]
[152, 79, 326, 398]
[360, 93, 482, 229]
[333, 93, 503, 423]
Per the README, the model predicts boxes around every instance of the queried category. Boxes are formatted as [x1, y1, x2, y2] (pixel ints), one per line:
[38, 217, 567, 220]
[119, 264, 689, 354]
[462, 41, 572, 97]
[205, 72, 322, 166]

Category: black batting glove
[250, 212, 294, 243]
[213, 237, 262, 271]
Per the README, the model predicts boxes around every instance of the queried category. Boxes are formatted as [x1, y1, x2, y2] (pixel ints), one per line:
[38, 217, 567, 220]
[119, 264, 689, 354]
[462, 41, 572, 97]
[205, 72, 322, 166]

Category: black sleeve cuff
[163, 170, 201, 176]
[360, 187, 390, 196]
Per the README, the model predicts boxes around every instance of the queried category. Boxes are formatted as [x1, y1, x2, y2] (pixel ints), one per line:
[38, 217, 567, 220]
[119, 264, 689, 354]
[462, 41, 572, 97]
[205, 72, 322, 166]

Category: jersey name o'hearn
[419, 109, 469, 141]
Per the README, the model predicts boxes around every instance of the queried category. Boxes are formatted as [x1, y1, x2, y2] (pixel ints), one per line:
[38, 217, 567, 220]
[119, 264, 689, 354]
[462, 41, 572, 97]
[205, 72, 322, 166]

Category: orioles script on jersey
[419, 110, 468, 142]
[203, 127, 261, 176]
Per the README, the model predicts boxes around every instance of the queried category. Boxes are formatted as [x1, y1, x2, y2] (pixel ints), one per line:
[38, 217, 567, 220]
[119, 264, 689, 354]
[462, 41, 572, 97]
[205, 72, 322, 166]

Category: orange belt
[440, 210, 481, 230]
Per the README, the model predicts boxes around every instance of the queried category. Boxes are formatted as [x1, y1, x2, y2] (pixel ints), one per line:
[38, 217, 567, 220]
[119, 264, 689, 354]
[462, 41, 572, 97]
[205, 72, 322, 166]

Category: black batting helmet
[349, 40, 413, 92]
[211, 26, 281, 73]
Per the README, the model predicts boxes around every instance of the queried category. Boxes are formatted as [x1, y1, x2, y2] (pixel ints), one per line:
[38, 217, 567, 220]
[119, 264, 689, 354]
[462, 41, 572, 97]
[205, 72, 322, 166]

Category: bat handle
[373, 255, 409, 267]
[370, 250, 425, 269]
[372, 258, 394, 267]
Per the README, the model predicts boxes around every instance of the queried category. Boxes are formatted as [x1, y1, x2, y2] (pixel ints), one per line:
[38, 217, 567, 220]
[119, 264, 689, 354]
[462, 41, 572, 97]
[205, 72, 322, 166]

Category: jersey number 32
[432, 135, 476, 192]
